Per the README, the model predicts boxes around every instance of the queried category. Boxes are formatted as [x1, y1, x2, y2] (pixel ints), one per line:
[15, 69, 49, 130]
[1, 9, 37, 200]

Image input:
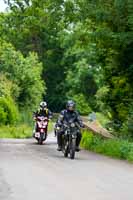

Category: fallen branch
[82, 117, 114, 139]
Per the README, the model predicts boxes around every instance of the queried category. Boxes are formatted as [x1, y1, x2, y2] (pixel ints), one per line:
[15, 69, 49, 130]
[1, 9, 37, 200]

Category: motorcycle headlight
[71, 123, 75, 127]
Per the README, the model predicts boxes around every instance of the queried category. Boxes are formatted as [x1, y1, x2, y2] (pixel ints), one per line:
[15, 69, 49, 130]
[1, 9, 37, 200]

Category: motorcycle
[61, 120, 81, 159]
[34, 116, 48, 144]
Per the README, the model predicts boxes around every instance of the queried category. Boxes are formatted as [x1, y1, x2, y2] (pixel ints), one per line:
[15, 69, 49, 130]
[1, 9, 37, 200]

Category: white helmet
[40, 101, 47, 108]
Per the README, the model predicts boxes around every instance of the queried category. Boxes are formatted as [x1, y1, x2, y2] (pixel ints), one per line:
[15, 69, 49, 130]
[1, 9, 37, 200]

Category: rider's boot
[57, 146, 62, 151]
[76, 132, 82, 151]
[75, 146, 80, 152]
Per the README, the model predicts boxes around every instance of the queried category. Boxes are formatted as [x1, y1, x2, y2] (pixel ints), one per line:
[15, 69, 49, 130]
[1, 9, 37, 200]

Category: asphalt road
[0, 133, 133, 200]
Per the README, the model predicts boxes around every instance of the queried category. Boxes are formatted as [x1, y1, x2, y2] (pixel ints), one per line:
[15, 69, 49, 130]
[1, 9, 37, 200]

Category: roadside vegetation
[0, 109, 53, 139]
[0, 124, 32, 139]
[81, 130, 133, 163]
[0, 121, 53, 139]
[0, 122, 53, 139]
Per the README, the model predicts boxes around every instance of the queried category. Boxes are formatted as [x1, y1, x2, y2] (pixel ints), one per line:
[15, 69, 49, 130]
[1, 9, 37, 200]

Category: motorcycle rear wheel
[38, 133, 44, 145]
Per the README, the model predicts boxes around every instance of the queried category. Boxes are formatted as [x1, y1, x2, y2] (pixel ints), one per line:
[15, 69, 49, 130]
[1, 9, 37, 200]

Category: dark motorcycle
[62, 121, 80, 159]
[34, 116, 48, 145]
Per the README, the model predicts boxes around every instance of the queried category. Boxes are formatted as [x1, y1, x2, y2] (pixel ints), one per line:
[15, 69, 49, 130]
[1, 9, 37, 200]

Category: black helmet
[66, 100, 75, 111]
[40, 101, 47, 108]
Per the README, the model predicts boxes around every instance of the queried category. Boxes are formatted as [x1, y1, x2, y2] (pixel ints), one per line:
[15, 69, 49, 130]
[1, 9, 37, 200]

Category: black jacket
[34, 108, 52, 119]
[57, 109, 83, 127]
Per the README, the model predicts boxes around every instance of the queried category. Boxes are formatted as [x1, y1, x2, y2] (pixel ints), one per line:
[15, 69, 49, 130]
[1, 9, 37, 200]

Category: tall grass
[81, 130, 133, 163]
[0, 124, 32, 138]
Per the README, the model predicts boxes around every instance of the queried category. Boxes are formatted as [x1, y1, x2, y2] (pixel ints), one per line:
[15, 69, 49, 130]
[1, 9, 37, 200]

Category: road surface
[0, 133, 133, 200]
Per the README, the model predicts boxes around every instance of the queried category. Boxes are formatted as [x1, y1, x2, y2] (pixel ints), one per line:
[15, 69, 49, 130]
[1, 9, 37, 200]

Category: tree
[1, 0, 67, 111]
[0, 40, 45, 109]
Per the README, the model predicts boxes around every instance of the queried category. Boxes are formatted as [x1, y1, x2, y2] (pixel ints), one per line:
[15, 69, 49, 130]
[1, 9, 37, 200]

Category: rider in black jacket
[56, 100, 84, 151]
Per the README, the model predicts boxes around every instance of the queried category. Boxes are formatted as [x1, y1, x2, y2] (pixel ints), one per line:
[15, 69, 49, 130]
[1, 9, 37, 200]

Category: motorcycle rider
[56, 100, 84, 151]
[33, 101, 52, 136]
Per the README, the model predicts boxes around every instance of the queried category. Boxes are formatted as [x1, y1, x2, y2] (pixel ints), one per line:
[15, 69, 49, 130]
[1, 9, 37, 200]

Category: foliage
[95, 86, 110, 112]
[120, 104, 133, 139]
[127, 150, 133, 163]
[0, 74, 19, 99]
[81, 130, 133, 162]
[0, 40, 45, 109]
[19, 109, 33, 126]
[69, 0, 133, 134]
[72, 93, 92, 115]
[95, 112, 111, 127]
[61, 29, 99, 110]
[0, 97, 19, 125]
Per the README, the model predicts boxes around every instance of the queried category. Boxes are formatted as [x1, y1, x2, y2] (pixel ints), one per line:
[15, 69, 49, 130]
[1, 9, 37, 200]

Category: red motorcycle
[34, 116, 48, 144]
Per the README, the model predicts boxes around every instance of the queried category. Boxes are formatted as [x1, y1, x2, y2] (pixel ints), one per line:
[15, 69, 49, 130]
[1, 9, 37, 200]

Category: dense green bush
[0, 97, 19, 125]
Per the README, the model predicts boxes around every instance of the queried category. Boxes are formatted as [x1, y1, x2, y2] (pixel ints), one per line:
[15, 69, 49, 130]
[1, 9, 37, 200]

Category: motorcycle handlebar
[34, 116, 48, 121]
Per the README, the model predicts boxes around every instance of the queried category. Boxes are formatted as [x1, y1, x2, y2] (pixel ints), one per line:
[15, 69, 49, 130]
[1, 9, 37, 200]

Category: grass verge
[0, 124, 32, 138]
[0, 121, 54, 139]
[81, 130, 133, 163]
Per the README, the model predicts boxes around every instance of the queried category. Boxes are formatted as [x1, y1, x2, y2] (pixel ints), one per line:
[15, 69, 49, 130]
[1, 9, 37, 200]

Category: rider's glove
[56, 126, 61, 130]
[57, 122, 62, 127]
[80, 124, 85, 128]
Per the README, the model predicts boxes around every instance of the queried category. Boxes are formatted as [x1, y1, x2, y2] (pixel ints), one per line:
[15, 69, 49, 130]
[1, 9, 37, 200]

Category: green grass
[0, 121, 54, 139]
[0, 124, 32, 138]
[81, 130, 133, 163]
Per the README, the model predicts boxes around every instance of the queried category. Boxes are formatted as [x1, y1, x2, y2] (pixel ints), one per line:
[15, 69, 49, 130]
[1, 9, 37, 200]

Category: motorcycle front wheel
[62, 136, 69, 157]
[64, 144, 69, 157]
[69, 138, 76, 159]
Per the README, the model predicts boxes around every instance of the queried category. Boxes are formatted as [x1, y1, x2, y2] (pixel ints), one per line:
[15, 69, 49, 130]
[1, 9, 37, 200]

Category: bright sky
[0, 0, 8, 12]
